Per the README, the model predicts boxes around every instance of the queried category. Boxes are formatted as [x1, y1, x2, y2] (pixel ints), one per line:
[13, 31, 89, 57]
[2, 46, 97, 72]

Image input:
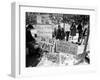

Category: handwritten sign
[36, 24, 53, 38]
[56, 41, 78, 55]
[36, 37, 55, 52]
[46, 53, 59, 64]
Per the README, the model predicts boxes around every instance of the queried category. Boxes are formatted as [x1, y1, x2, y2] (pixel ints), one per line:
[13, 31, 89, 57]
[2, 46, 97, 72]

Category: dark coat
[77, 24, 83, 33]
[61, 28, 65, 40]
[70, 24, 76, 36]
[56, 28, 62, 40]
[26, 30, 35, 43]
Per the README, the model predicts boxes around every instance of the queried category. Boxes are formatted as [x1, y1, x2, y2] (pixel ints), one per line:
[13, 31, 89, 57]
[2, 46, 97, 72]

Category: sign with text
[56, 41, 78, 55]
[46, 53, 59, 64]
[36, 24, 53, 38]
[36, 37, 55, 52]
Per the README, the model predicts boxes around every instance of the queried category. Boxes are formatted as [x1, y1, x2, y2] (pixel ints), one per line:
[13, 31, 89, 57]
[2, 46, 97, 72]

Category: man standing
[56, 25, 62, 40]
[70, 22, 77, 41]
[77, 22, 83, 44]
[65, 23, 70, 41]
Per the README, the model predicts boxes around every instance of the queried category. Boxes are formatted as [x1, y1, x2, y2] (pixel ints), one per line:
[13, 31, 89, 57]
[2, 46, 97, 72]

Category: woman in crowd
[77, 22, 83, 44]
[56, 25, 62, 40]
[61, 28, 65, 40]
[70, 22, 77, 41]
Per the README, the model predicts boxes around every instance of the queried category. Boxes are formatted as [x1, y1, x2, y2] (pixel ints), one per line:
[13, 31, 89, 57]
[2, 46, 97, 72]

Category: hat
[27, 24, 34, 29]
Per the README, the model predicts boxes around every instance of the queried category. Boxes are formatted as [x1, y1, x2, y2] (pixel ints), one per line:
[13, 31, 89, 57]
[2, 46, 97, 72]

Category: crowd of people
[26, 21, 89, 67]
[52, 22, 89, 45]
[25, 12, 90, 67]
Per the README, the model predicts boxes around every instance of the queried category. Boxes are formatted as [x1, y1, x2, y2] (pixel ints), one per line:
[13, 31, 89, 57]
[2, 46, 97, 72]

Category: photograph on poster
[25, 12, 90, 67]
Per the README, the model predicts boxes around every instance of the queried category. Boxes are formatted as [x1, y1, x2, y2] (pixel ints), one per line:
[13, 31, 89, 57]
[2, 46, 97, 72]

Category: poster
[26, 12, 90, 67]
[56, 41, 78, 55]
[36, 24, 53, 38]
[36, 37, 55, 52]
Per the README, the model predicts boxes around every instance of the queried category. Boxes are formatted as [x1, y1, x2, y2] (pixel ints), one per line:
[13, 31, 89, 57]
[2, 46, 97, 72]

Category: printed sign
[56, 41, 78, 55]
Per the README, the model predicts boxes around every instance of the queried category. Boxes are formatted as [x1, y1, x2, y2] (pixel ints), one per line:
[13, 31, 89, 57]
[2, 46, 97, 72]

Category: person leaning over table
[26, 24, 43, 67]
